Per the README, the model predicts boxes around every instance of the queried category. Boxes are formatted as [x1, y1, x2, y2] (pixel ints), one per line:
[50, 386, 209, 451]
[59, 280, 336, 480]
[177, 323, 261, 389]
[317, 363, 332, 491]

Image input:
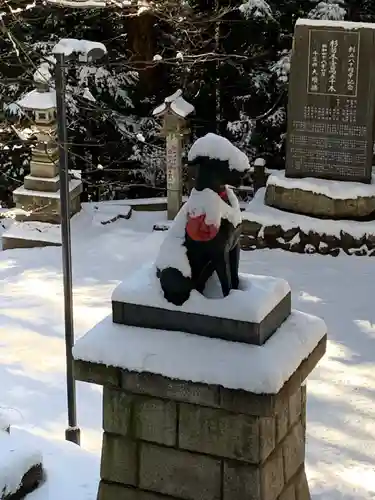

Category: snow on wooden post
[153, 90, 194, 220]
[253, 157, 266, 194]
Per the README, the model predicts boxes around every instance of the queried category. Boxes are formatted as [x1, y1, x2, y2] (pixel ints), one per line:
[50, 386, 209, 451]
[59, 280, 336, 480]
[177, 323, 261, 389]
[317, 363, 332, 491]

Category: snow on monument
[243, 19, 375, 257]
[72, 133, 327, 500]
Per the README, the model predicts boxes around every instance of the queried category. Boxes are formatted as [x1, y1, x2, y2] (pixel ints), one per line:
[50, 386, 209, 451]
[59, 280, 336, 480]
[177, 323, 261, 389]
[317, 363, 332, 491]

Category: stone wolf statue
[156, 133, 250, 306]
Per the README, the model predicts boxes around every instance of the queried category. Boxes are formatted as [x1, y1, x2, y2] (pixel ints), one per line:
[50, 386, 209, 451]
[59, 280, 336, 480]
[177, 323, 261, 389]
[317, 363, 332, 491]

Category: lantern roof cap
[153, 89, 194, 119]
[17, 89, 56, 110]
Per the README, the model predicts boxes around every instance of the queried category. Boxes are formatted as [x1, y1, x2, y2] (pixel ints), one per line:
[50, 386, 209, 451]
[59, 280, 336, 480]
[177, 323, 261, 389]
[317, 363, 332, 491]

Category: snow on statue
[156, 133, 250, 306]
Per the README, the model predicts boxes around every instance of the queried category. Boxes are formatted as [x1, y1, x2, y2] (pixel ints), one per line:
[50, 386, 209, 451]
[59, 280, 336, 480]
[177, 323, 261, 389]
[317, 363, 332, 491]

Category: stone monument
[153, 90, 194, 220]
[285, 19, 375, 184]
[72, 134, 327, 500]
[2, 63, 82, 250]
[241, 19, 375, 256]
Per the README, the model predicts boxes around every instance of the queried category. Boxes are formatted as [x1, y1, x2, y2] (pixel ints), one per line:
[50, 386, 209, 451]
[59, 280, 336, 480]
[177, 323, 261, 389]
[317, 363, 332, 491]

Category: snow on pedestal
[73, 309, 325, 394]
[0, 432, 44, 499]
[112, 264, 289, 324]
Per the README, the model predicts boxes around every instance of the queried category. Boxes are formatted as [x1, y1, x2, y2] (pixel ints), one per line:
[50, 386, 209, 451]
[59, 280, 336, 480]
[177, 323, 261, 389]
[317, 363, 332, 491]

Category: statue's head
[187, 133, 250, 192]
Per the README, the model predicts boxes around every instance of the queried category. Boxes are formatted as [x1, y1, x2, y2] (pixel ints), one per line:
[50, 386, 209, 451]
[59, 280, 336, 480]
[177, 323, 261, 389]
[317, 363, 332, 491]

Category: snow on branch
[271, 51, 291, 84]
[239, 0, 273, 20]
[308, 1, 346, 21]
[45, 0, 106, 7]
[52, 39, 107, 61]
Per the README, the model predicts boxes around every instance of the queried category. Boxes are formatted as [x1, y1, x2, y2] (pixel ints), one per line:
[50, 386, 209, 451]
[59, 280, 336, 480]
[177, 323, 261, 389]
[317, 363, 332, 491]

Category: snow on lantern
[10, 62, 82, 224]
[153, 89, 194, 220]
[18, 64, 56, 128]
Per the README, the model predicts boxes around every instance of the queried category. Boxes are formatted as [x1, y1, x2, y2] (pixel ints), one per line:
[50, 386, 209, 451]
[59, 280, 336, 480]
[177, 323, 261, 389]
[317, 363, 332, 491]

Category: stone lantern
[11, 64, 82, 225]
[153, 90, 194, 220]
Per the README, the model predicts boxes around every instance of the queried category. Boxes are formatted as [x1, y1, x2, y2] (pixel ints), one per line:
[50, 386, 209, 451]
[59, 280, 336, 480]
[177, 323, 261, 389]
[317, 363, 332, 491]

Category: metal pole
[55, 52, 80, 446]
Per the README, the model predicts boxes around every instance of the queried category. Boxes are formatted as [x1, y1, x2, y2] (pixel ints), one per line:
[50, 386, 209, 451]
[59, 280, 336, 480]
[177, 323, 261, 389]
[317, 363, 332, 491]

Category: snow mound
[2, 222, 62, 245]
[244, 188, 375, 239]
[112, 264, 290, 323]
[0, 432, 42, 497]
[188, 133, 250, 172]
[73, 309, 326, 394]
[268, 171, 375, 200]
[0, 411, 10, 432]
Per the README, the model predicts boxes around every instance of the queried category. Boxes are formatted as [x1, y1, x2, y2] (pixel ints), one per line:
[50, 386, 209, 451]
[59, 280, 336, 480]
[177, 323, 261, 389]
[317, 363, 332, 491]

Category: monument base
[265, 171, 375, 220]
[12, 179, 82, 224]
[73, 309, 327, 500]
[112, 266, 291, 345]
[242, 188, 375, 256]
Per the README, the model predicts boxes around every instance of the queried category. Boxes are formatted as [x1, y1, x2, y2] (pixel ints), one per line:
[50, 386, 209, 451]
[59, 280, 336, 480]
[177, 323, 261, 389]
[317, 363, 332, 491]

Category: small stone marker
[153, 90, 194, 220]
[286, 19, 375, 183]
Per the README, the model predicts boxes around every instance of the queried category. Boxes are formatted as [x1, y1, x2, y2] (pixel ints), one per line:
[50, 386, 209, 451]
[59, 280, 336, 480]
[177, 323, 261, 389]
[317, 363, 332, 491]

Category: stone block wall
[241, 220, 375, 256]
[97, 373, 310, 500]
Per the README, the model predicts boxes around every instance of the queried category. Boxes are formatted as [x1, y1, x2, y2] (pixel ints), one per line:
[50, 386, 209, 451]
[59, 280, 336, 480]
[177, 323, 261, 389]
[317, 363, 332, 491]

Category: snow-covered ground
[1, 203, 375, 499]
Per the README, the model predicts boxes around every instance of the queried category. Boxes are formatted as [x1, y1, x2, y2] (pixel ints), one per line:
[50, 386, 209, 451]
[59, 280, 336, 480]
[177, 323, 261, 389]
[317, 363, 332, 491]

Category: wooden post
[153, 90, 194, 220]
[166, 133, 183, 219]
[253, 157, 267, 194]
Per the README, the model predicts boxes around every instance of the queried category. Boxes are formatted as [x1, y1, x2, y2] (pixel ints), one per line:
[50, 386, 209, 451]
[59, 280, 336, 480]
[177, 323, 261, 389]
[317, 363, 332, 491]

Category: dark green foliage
[0, 0, 374, 205]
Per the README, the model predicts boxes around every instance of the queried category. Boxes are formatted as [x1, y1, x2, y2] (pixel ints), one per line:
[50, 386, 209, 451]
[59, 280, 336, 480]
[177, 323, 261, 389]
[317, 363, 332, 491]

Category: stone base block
[86, 340, 325, 500]
[2, 235, 61, 250]
[96, 388, 310, 500]
[241, 188, 375, 256]
[30, 160, 59, 178]
[13, 179, 82, 224]
[24, 174, 60, 193]
[112, 268, 291, 345]
[265, 171, 375, 219]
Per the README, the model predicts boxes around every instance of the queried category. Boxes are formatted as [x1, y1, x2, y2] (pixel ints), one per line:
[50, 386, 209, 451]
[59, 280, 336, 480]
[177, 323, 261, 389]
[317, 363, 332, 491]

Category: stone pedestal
[240, 171, 375, 256]
[73, 281, 327, 500]
[74, 335, 325, 500]
[12, 178, 82, 224]
[265, 180, 375, 220]
[112, 268, 291, 345]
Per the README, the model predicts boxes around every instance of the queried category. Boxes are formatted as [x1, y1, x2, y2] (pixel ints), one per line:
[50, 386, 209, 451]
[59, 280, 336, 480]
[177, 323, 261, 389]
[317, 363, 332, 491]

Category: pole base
[65, 427, 81, 446]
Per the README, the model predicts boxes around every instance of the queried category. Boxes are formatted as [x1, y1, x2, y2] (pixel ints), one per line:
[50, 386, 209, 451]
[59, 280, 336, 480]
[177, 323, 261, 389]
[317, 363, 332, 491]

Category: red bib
[186, 214, 219, 241]
[185, 190, 227, 242]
